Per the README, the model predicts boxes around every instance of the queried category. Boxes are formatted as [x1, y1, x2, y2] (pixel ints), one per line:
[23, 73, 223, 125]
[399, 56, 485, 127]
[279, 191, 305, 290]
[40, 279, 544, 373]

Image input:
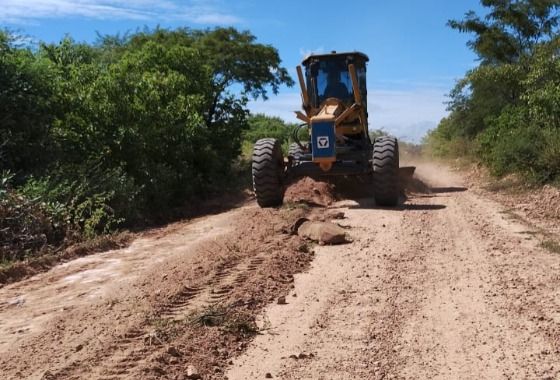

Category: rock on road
[227, 162, 560, 380]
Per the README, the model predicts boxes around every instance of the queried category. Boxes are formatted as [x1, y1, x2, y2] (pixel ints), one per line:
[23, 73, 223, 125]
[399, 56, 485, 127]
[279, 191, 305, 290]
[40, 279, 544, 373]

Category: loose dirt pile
[401, 173, 431, 195]
[284, 178, 337, 207]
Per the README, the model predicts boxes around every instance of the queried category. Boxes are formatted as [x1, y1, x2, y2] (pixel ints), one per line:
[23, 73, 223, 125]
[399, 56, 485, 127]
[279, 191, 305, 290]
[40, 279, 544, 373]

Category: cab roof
[302, 51, 369, 66]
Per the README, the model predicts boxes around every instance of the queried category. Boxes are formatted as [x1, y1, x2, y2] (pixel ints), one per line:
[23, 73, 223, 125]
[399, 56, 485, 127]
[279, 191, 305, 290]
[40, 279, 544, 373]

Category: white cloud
[0, 0, 241, 24]
[248, 93, 302, 124]
[188, 13, 240, 24]
[368, 88, 448, 142]
[248, 87, 448, 143]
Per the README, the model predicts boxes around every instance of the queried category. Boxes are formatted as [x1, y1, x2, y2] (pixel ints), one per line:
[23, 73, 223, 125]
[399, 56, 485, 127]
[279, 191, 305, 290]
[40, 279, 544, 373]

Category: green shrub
[423, 117, 476, 159]
[242, 114, 297, 157]
[476, 105, 560, 183]
[0, 32, 56, 182]
[0, 172, 66, 263]
[427, 2, 560, 185]
[0, 27, 293, 247]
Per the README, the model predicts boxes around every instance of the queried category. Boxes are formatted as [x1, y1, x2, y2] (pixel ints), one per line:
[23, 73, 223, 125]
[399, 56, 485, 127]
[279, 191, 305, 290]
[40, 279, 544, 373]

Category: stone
[297, 221, 349, 245]
[186, 365, 201, 379]
[167, 346, 181, 357]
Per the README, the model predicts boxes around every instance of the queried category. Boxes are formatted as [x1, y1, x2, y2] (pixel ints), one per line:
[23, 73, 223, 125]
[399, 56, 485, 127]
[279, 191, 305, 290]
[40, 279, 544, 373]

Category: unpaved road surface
[1, 161, 559, 380]
[228, 163, 560, 380]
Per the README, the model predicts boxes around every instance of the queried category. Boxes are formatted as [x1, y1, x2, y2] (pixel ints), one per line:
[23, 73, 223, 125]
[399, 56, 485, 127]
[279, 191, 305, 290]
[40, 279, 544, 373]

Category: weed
[189, 306, 227, 327]
[146, 316, 184, 343]
[188, 305, 259, 336]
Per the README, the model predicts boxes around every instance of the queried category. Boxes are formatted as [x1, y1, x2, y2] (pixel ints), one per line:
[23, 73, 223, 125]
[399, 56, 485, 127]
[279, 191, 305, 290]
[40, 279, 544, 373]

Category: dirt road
[228, 163, 560, 379]
[1, 161, 559, 379]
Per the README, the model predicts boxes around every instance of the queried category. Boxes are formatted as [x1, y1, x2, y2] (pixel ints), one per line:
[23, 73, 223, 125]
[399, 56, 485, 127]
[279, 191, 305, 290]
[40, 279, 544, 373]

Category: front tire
[252, 138, 285, 207]
[373, 136, 400, 207]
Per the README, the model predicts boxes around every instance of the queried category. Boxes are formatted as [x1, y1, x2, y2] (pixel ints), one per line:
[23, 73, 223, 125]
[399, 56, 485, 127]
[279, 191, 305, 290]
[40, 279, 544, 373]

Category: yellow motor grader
[252, 51, 404, 207]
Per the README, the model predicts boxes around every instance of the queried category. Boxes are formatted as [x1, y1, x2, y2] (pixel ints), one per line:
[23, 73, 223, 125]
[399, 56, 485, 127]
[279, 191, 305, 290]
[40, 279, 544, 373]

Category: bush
[428, 38, 560, 184]
[0, 171, 66, 263]
[427, 2, 560, 185]
[423, 117, 476, 158]
[241, 114, 296, 157]
[0, 27, 293, 261]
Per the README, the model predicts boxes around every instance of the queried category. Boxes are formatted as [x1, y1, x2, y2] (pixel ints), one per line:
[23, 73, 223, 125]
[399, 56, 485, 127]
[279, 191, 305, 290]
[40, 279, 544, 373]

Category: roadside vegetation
[242, 114, 297, 157]
[424, 0, 560, 185]
[0, 27, 294, 265]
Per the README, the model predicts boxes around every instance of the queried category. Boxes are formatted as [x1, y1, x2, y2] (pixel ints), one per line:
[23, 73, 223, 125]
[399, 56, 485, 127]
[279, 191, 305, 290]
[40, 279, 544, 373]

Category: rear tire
[373, 136, 400, 207]
[252, 138, 285, 207]
[288, 143, 304, 166]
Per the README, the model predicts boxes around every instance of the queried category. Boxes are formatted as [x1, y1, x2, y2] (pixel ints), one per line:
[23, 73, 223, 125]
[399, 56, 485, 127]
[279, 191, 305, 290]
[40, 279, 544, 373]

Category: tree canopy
[426, 1, 560, 183]
[448, 0, 560, 64]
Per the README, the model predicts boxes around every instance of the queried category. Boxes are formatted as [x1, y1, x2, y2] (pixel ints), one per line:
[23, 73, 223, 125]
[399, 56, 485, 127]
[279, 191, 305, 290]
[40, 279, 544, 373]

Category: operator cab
[302, 51, 369, 109]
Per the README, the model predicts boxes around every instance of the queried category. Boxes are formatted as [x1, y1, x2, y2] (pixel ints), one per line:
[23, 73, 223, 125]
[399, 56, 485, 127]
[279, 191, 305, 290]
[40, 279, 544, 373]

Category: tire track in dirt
[0, 208, 247, 379]
[50, 243, 277, 380]
[0, 209, 239, 357]
[0, 200, 320, 380]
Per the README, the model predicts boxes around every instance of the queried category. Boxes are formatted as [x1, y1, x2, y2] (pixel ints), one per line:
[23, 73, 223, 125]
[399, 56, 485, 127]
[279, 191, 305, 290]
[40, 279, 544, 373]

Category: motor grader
[252, 51, 403, 207]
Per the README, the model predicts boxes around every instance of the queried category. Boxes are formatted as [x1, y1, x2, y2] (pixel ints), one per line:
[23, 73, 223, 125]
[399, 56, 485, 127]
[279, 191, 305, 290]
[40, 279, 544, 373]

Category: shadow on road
[348, 198, 447, 211]
[430, 186, 468, 194]
[324, 175, 468, 211]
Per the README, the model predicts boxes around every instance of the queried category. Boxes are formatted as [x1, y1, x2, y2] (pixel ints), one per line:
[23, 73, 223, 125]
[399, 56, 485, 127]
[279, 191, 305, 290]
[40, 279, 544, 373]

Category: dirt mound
[284, 178, 337, 206]
[285, 173, 431, 206]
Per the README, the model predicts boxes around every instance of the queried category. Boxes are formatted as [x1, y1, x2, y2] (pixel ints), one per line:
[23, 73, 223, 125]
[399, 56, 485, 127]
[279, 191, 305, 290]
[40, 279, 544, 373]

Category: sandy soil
[228, 162, 560, 380]
[1, 161, 559, 380]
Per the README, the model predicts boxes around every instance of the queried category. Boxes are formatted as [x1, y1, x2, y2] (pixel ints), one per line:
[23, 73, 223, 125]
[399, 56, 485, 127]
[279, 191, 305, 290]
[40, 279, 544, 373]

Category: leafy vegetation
[425, 0, 560, 184]
[0, 27, 293, 261]
[242, 114, 297, 157]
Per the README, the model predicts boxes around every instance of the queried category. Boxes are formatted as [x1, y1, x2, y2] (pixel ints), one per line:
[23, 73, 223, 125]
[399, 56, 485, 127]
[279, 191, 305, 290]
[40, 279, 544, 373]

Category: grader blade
[399, 166, 416, 179]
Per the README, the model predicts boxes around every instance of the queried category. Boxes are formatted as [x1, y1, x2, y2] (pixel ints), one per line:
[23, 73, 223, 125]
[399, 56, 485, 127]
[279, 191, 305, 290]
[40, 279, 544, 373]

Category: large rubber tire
[288, 142, 305, 166]
[373, 136, 400, 207]
[252, 138, 285, 207]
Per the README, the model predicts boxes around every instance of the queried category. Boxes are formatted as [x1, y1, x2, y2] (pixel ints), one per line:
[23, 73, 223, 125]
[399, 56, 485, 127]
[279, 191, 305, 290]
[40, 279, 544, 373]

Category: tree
[441, 0, 560, 137]
[2, 26, 295, 236]
[448, 0, 560, 64]
[426, 2, 560, 183]
[243, 114, 295, 145]
[0, 31, 55, 181]
[126, 28, 294, 127]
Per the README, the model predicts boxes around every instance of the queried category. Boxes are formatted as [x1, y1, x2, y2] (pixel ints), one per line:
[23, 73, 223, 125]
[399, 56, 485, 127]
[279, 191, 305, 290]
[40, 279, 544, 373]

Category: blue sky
[1, 0, 484, 142]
